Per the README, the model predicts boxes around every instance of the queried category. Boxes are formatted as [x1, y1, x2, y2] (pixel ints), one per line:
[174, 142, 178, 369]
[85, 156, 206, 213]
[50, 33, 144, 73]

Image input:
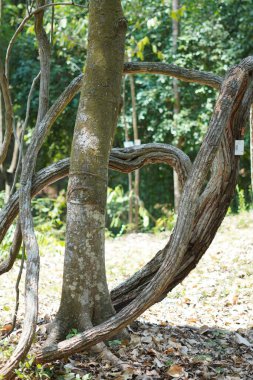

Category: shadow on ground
[23, 320, 252, 379]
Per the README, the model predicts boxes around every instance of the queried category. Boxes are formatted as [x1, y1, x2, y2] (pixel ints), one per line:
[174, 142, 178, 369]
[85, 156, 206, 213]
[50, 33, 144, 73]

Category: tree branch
[1, 58, 253, 374]
[1, 3, 52, 376]
[0, 58, 14, 165]
[34, 0, 51, 124]
[124, 62, 223, 89]
[33, 57, 253, 365]
[0, 143, 191, 274]
[5, 2, 87, 78]
[10, 72, 41, 197]
[0, 222, 22, 275]
[0, 58, 220, 171]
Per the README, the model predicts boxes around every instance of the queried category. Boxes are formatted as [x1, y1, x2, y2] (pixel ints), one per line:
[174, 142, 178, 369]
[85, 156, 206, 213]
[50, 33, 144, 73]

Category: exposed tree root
[92, 342, 124, 369]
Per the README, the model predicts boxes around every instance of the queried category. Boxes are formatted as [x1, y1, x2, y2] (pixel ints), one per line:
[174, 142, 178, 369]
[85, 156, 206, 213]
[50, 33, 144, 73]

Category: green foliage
[106, 185, 153, 235]
[171, 5, 186, 21]
[32, 190, 66, 237]
[107, 339, 122, 348]
[153, 214, 176, 233]
[0, 339, 15, 361]
[0, 192, 17, 259]
[228, 186, 250, 214]
[107, 185, 129, 232]
[66, 328, 79, 339]
[237, 185, 247, 213]
[13, 354, 53, 379]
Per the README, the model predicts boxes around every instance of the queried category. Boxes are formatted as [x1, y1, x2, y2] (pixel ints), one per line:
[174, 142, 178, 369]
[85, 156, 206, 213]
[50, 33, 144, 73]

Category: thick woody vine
[0, 2, 252, 379]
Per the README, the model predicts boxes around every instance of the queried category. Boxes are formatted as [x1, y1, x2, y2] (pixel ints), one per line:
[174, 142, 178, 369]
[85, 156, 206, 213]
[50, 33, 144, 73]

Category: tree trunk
[129, 75, 140, 228]
[47, 0, 127, 341]
[250, 104, 253, 192]
[0, 0, 2, 147]
[0, 0, 4, 193]
[172, 0, 181, 213]
[123, 77, 133, 224]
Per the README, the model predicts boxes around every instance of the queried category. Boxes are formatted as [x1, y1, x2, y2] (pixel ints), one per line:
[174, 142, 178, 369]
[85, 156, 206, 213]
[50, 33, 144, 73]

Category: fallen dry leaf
[0, 323, 13, 334]
[187, 318, 198, 324]
[1, 212, 253, 379]
[167, 364, 185, 377]
[234, 333, 252, 347]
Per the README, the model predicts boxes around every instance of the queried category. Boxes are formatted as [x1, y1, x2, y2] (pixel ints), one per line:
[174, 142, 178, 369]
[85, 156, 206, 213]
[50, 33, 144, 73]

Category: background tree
[172, 0, 181, 212]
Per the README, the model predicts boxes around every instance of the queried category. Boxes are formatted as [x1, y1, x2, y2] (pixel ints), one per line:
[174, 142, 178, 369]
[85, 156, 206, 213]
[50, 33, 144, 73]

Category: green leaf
[171, 5, 186, 21]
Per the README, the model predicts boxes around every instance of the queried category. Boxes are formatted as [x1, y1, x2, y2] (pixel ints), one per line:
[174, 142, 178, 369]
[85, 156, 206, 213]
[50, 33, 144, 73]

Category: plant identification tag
[124, 141, 134, 148]
[234, 140, 244, 155]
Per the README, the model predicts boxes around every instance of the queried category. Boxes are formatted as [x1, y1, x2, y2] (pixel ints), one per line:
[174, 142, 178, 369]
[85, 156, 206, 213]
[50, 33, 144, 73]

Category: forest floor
[0, 211, 253, 379]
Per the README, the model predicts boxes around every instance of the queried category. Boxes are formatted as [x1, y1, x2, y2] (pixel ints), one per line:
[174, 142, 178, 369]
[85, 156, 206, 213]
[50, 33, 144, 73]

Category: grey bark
[7, 123, 21, 176]
[0, 0, 2, 146]
[0, 143, 191, 257]
[0, 58, 13, 165]
[0, 3, 51, 377]
[1, 35, 251, 373]
[122, 77, 133, 224]
[124, 62, 222, 89]
[35, 0, 51, 125]
[0, 93, 2, 146]
[46, 0, 127, 342]
[35, 57, 253, 364]
[129, 75, 140, 229]
[172, 0, 181, 212]
[250, 105, 253, 191]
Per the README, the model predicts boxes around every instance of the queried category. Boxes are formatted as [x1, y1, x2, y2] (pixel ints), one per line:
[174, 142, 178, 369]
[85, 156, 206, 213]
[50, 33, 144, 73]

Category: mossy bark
[48, 0, 127, 340]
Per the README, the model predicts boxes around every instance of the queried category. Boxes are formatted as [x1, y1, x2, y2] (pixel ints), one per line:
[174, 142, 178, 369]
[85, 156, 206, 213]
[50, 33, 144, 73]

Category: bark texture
[0, 3, 51, 377]
[1, 37, 252, 373]
[250, 104, 253, 191]
[46, 0, 127, 342]
[129, 75, 140, 228]
[172, 0, 181, 212]
[0, 57, 13, 165]
[0, 143, 191, 264]
[34, 57, 253, 364]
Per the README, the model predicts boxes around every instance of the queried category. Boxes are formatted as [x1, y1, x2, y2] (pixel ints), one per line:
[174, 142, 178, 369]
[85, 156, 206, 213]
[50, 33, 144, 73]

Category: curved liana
[0, 143, 191, 274]
[0, 57, 252, 377]
[30, 57, 253, 364]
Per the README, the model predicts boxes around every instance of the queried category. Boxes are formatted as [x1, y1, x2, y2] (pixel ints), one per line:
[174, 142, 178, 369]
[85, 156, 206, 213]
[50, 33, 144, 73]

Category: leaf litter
[0, 212, 252, 378]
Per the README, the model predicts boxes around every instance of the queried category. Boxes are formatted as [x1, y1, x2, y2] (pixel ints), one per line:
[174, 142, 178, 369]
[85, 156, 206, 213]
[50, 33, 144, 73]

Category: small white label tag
[235, 140, 244, 155]
[124, 141, 134, 148]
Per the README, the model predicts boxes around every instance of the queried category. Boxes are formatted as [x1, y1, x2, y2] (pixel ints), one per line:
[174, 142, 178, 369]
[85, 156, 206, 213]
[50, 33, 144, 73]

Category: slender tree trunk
[0, 0, 11, 202]
[128, 173, 133, 224]
[123, 77, 133, 224]
[172, 0, 181, 213]
[48, 0, 127, 341]
[35, 0, 51, 125]
[0, 0, 2, 145]
[0, 94, 2, 147]
[0, 0, 4, 192]
[250, 104, 253, 192]
[129, 75, 140, 229]
[0, 91, 4, 192]
[7, 123, 21, 176]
